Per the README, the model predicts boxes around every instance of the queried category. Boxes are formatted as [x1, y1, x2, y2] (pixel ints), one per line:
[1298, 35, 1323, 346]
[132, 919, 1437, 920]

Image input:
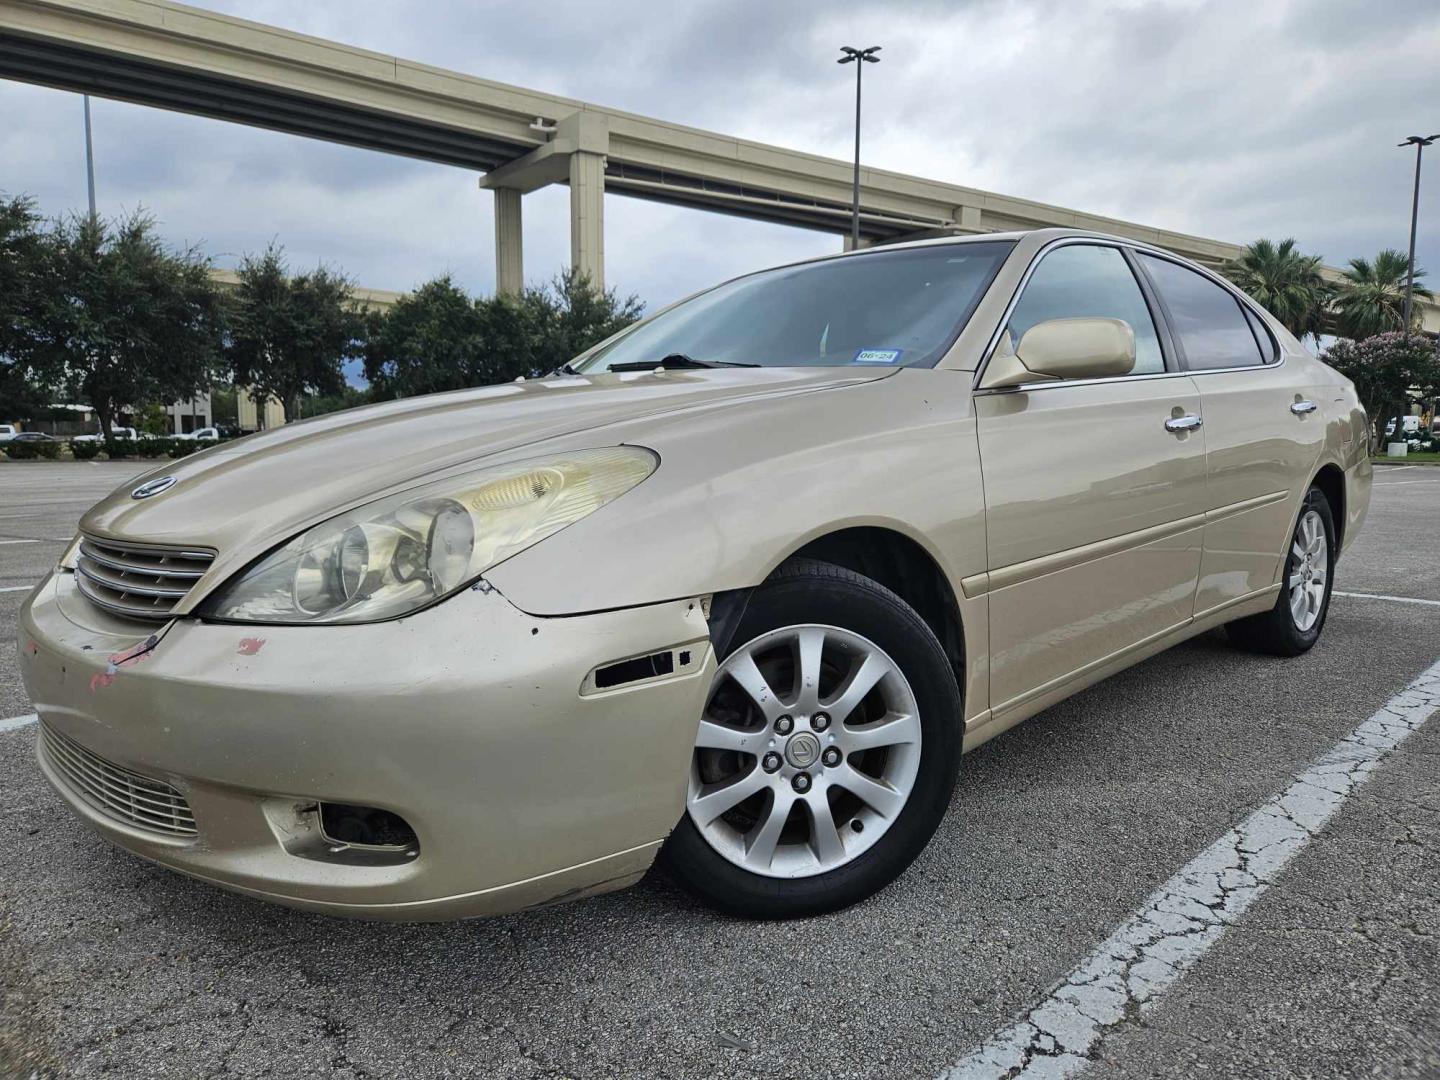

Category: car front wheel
[661, 558, 962, 918]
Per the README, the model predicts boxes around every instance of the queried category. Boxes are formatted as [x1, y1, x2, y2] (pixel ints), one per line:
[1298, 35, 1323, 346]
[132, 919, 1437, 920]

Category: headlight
[200, 446, 657, 624]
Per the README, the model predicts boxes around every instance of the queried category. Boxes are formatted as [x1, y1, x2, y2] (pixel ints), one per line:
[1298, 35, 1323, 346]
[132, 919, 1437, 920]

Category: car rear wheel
[661, 558, 962, 918]
[1226, 485, 1336, 656]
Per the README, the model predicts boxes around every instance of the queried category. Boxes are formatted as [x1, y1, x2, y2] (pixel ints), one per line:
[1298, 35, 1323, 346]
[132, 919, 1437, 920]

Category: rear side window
[1007, 244, 1165, 375]
[1137, 254, 1264, 370]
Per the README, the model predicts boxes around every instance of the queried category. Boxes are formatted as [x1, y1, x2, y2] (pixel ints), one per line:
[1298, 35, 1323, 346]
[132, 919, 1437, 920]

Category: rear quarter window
[1137, 254, 1265, 370]
[1241, 305, 1279, 363]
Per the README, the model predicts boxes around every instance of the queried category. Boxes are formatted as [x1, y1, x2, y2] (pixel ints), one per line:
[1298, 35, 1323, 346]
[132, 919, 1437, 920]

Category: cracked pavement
[1, 461, 1437, 1080]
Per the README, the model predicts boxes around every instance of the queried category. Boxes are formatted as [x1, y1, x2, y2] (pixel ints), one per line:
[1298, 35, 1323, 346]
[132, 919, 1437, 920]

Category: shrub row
[3, 437, 231, 461]
[2, 440, 63, 460]
[100, 437, 216, 459]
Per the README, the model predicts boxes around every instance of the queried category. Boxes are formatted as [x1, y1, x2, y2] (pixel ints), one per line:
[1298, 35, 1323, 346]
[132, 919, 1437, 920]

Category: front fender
[484, 369, 989, 619]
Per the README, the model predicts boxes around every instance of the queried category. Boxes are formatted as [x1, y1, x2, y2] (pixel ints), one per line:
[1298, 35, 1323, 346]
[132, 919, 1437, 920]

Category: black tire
[661, 557, 963, 919]
[1226, 485, 1336, 657]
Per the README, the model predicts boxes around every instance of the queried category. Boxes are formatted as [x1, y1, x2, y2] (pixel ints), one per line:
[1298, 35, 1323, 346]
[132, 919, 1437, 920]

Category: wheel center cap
[785, 731, 822, 769]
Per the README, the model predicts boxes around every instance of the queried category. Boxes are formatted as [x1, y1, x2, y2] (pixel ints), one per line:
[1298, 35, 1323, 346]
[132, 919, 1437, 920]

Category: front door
[974, 242, 1209, 712]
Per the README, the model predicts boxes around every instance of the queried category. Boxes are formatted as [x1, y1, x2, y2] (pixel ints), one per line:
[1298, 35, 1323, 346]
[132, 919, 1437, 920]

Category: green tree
[528, 268, 644, 374]
[301, 385, 370, 418]
[210, 385, 238, 427]
[135, 402, 171, 437]
[1222, 238, 1331, 341]
[29, 211, 224, 440]
[363, 275, 488, 398]
[1321, 332, 1440, 450]
[1333, 249, 1432, 340]
[0, 195, 52, 420]
[363, 268, 643, 399]
[226, 246, 362, 422]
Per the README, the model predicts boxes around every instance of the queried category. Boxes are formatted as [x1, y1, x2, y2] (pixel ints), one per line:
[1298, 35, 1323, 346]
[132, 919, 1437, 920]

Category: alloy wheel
[686, 624, 922, 879]
[1288, 508, 1328, 632]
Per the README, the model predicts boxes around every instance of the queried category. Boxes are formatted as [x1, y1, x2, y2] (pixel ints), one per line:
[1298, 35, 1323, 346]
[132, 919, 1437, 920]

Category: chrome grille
[40, 722, 197, 837]
[75, 535, 214, 621]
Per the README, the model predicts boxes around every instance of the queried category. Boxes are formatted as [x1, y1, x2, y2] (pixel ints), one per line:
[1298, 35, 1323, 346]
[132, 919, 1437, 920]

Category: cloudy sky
[2, 0, 1438, 314]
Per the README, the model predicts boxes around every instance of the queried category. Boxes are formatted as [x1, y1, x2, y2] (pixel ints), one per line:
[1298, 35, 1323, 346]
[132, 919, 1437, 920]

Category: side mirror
[980, 317, 1136, 389]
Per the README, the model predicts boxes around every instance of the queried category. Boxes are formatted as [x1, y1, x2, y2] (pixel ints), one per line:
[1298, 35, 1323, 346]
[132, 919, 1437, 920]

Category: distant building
[167, 394, 212, 434]
[236, 389, 285, 431]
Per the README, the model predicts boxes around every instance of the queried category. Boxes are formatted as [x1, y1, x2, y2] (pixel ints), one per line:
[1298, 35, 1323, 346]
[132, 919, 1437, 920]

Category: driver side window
[1008, 245, 1165, 375]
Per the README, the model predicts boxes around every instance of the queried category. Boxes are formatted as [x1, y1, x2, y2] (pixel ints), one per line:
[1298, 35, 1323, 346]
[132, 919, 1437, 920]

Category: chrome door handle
[1290, 400, 1317, 415]
[1164, 414, 1203, 432]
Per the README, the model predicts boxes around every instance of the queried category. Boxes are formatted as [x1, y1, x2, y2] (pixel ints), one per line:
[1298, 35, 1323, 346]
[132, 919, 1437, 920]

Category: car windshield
[576, 241, 1014, 372]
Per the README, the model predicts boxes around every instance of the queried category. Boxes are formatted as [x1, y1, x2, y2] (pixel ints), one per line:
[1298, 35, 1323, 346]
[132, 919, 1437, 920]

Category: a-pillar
[493, 187, 524, 295]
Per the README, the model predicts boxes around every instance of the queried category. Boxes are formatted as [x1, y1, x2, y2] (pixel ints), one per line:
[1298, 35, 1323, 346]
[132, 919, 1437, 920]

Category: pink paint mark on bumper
[237, 638, 266, 656]
[88, 634, 159, 692]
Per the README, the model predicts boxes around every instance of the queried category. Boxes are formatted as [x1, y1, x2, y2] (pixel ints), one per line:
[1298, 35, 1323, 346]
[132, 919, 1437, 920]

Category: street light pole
[83, 94, 97, 220]
[838, 45, 880, 250]
[1398, 134, 1438, 342]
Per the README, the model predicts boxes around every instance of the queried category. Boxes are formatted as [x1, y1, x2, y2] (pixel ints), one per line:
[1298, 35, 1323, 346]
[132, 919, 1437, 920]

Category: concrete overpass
[1, 0, 1436, 335]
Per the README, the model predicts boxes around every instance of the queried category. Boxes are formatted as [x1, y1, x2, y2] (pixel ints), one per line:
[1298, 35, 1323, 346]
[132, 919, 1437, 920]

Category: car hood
[80, 366, 895, 585]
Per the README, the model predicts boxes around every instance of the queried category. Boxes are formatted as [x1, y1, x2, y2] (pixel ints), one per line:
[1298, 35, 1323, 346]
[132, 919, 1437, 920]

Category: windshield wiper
[551, 361, 581, 376]
[606, 353, 759, 372]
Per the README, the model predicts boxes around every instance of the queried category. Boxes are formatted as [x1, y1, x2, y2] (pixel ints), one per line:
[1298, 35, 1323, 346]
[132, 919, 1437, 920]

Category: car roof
[781, 227, 1187, 273]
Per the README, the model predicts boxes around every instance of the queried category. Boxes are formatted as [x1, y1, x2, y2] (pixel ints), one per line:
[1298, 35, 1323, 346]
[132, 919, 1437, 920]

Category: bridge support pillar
[480, 111, 609, 294]
[493, 187, 524, 295]
[569, 150, 605, 290]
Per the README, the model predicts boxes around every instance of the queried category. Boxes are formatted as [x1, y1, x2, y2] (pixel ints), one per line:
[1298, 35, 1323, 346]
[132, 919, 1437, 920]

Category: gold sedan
[19, 229, 1370, 920]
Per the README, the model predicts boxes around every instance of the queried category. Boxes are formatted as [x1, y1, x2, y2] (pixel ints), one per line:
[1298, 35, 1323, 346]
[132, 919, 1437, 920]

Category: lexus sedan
[18, 228, 1371, 920]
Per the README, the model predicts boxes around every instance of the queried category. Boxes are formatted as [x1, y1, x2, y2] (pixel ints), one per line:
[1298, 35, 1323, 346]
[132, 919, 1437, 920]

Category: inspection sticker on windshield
[853, 348, 903, 364]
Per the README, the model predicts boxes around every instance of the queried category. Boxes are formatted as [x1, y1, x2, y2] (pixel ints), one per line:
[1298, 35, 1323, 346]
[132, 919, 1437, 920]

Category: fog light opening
[318, 802, 419, 856]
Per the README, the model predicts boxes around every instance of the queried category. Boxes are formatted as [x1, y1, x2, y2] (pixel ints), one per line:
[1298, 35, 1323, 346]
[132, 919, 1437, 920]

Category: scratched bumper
[17, 572, 714, 920]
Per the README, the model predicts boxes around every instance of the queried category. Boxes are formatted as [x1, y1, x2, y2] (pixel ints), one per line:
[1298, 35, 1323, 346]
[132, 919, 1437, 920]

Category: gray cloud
[1, 0, 1436, 310]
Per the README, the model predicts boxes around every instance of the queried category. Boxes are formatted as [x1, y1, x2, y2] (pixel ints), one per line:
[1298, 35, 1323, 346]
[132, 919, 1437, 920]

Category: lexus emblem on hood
[131, 476, 179, 500]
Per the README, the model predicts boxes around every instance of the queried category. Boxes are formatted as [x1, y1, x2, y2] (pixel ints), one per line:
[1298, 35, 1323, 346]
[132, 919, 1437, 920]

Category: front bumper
[18, 572, 714, 920]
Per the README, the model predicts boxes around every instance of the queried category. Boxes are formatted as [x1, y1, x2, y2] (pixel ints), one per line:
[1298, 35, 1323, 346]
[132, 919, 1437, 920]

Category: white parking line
[1374, 479, 1440, 487]
[941, 657, 1440, 1080]
[0, 585, 34, 594]
[1334, 590, 1440, 607]
[0, 713, 38, 734]
[0, 539, 41, 545]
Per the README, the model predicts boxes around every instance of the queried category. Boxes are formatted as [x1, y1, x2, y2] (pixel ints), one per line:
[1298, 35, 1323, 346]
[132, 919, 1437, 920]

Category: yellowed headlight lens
[205, 447, 657, 624]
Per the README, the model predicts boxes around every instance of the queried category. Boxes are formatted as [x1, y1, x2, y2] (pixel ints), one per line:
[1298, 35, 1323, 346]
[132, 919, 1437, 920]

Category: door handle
[1290, 400, 1317, 415]
[1164, 414, 1203, 432]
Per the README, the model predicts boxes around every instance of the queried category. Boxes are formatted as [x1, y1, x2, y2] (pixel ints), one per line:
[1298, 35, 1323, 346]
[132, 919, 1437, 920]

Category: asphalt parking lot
[1, 460, 1437, 1080]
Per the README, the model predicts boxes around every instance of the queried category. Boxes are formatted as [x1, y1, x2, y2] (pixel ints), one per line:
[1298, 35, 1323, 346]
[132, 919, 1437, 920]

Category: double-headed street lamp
[838, 45, 880, 249]
[1399, 133, 1439, 341]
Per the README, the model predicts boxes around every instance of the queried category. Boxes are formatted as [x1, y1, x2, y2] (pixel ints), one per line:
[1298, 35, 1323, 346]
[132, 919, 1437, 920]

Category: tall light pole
[838, 45, 880, 250]
[82, 94, 98, 220]
[1398, 134, 1438, 341]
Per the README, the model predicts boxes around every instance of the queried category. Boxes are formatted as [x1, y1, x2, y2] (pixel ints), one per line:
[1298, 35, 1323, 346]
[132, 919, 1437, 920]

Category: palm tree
[1221, 238, 1330, 341]
[1332, 248, 1432, 340]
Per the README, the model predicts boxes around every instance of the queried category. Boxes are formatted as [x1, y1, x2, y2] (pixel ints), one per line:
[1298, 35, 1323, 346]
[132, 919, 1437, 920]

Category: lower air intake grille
[41, 722, 197, 837]
[75, 535, 214, 621]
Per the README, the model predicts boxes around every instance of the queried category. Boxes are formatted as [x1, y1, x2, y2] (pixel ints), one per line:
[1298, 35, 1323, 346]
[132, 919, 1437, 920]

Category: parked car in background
[174, 427, 220, 442]
[9, 431, 56, 442]
[20, 228, 1372, 923]
[72, 427, 139, 443]
[0, 424, 18, 443]
[1385, 416, 1422, 437]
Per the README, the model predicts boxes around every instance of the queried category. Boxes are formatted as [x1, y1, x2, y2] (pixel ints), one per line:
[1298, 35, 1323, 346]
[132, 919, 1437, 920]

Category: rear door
[975, 242, 1209, 713]
[1134, 253, 1325, 617]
